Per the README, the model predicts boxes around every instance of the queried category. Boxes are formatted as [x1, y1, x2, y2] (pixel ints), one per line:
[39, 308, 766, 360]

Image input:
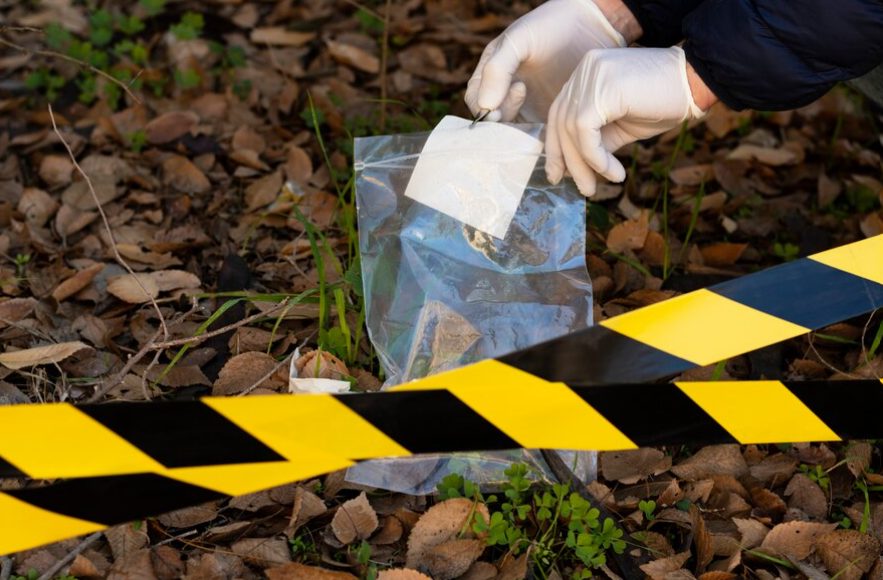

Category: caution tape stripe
[4, 377, 883, 481]
[502, 235, 883, 383]
[3, 378, 883, 556]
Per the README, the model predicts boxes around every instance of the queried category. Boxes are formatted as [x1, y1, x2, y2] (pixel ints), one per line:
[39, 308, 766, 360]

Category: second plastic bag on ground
[348, 118, 595, 494]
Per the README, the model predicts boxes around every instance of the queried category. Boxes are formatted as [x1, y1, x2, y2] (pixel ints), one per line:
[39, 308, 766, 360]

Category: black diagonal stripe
[0, 455, 26, 478]
[336, 390, 518, 454]
[573, 383, 735, 446]
[786, 380, 883, 439]
[499, 326, 693, 386]
[79, 401, 284, 468]
[711, 259, 883, 329]
[7, 473, 224, 525]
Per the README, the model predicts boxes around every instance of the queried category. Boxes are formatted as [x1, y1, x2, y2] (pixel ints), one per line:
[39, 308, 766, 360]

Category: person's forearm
[686, 61, 718, 111]
[594, 0, 643, 44]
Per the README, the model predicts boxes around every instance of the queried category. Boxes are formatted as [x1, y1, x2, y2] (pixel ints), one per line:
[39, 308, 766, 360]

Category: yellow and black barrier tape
[0, 234, 881, 554]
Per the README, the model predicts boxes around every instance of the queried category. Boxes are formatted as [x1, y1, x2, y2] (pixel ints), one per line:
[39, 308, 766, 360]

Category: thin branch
[48, 104, 168, 342]
[0, 35, 141, 104]
[149, 299, 291, 350]
[238, 351, 294, 397]
[35, 531, 102, 580]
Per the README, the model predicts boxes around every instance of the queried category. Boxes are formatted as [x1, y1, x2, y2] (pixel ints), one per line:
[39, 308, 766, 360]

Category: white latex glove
[545, 46, 706, 196]
[464, 0, 626, 124]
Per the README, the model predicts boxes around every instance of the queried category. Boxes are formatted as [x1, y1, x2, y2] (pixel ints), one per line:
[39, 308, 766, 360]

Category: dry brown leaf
[749, 453, 798, 486]
[39, 154, 73, 187]
[185, 553, 249, 580]
[145, 111, 199, 144]
[846, 441, 872, 477]
[671, 445, 748, 481]
[213, 351, 286, 396]
[861, 212, 883, 238]
[733, 518, 770, 550]
[372, 516, 404, 545]
[691, 505, 713, 573]
[634, 531, 675, 558]
[640, 551, 692, 580]
[156, 502, 219, 528]
[760, 521, 837, 559]
[104, 521, 149, 560]
[230, 537, 291, 567]
[287, 487, 327, 536]
[107, 273, 160, 304]
[422, 539, 484, 580]
[818, 172, 843, 207]
[784, 474, 828, 520]
[162, 155, 210, 194]
[0, 297, 37, 328]
[698, 573, 737, 580]
[495, 551, 529, 580]
[68, 553, 103, 578]
[251, 27, 316, 46]
[376, 570, 432, 580]
[18, 187, 58, 227]
[600, 448, 671, 484]
[232, 126, 266, 155]
[405, 498, 489, 568]
[295, 350, 349, 380]
[331, 491, 379, 545]
[246, 170, 283, 211]
[816, 530, 881, 580]
[670, 164, 714, 187]
[0, 341, 90, 370]
[326, 39, 380, 73]
[727, 144, 798, 166]
[699, 243, 747, 267]
[457, 562, 498, 580]
[52, 263, 104, 302]
[107, 548, 157, 580]
[606, 213, 649, 253]
[150, 270, 200, 292]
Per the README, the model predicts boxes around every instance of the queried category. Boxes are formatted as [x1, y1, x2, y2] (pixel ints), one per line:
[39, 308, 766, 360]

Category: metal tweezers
[470, 109, 490, 128]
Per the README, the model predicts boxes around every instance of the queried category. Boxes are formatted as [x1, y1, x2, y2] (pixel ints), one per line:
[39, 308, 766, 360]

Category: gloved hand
[464, 0, 627, 124]
[545, 46, 706, 196]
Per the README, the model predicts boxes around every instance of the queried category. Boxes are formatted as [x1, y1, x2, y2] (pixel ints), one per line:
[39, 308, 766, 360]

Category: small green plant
[439, 463, 627, 578]
[638, 499, 657, 521]
[355, 540, 377, 580]
[799, 463, 831, 491]
[772, 241, 800, 262]
[170, 12, 204, 40]
[290, 531, 317, 558]
[13, 253, 31, 280]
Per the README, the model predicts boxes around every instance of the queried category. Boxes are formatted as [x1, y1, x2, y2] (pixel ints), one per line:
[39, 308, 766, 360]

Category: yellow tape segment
[0, 404, 164, 478]
[0, 493, 103, 555]
[809, 235, 883, 286]
[601, 289, 810, 366]
[203, 393, 409, 461]
[403, 361, 636, 451]
[163, 459, 350, 496]
[676, 380, 840, 444]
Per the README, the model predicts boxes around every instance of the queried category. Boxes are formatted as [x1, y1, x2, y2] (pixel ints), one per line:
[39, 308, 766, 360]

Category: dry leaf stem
[149, 299, 290, 349]
[48, 105, 168, 339]
[34, 531, 102, 580]
[0, 33, 141, 104]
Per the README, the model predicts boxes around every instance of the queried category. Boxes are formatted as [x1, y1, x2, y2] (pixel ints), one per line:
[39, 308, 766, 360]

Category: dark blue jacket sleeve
[683, 0, 883, 110]
[621, 0, 703, 46]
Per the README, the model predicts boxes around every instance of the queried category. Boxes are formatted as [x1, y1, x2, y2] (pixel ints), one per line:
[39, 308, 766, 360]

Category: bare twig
[149, 299, 291, 350]
[88, 299, 201, 403]
[48, 104, 168, 342]
[0, 35, 141, 104]
[238, 351, 294, 396]
[35, 531, 102, 580]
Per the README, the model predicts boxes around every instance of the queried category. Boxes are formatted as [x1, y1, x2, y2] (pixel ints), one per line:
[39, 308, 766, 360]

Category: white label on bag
[404, 115, 543, 239]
